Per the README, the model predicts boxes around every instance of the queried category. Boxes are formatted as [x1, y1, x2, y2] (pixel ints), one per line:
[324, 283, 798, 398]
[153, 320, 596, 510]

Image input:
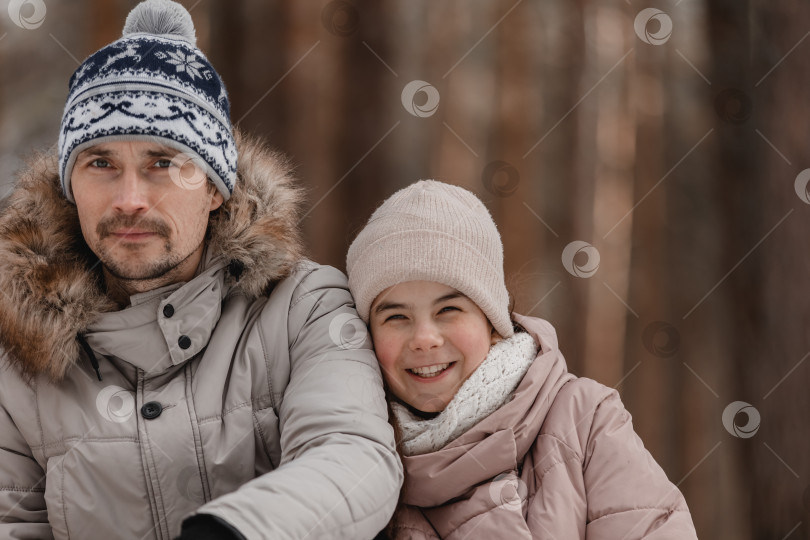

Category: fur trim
[209, 130, 306, 298]
[0, 129, 306, 381]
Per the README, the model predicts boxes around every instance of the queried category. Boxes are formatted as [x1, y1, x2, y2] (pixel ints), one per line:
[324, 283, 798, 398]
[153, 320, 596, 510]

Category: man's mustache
[97, 215, 170, 238]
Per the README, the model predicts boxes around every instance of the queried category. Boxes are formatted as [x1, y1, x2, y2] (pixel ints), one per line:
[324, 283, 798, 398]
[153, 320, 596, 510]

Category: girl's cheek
[371, 338, 395, 368]
[378, 347, 397, 372]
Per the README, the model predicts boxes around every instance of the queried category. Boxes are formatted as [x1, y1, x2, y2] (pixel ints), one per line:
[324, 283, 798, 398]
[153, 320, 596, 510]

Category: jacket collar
[0, 130, 305, 381]
[84, 257, 228, 374]
[400, 315, 575, 507]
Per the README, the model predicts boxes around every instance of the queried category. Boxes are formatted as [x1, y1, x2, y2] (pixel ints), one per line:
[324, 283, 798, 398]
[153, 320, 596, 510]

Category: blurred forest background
[1, 0, 809, 538]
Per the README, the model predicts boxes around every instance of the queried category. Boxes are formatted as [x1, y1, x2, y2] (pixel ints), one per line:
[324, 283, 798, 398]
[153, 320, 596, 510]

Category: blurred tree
[747, 1, 810, 538]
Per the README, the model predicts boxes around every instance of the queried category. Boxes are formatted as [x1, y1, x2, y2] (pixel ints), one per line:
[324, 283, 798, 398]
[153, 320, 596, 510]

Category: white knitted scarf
[391, 331, 538, 456]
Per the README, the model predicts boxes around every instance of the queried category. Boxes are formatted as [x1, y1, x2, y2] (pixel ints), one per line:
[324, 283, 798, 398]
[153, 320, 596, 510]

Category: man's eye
[91, 158, 110, 168]
[155, 159, 173, 168]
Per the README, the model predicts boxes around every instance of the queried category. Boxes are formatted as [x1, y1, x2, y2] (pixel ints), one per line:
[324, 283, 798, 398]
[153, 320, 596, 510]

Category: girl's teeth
[409, 363, 451, 377]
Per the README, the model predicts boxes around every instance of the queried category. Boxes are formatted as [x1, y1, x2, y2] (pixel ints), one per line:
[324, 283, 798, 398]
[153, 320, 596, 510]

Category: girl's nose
[409, 320, 443, 352]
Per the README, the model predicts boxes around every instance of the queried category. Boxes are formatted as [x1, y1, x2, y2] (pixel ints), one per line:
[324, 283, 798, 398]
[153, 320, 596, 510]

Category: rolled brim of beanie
[61, 134, 230, 202]
[348, 229, 514, 338]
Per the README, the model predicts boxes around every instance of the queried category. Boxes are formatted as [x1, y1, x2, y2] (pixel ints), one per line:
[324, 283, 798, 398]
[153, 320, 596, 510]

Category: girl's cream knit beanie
[346, 180, 514, 338]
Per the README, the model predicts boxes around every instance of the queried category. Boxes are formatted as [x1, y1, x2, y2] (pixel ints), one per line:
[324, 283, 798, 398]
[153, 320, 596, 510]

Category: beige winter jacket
[390, 314, 698, 539]
[0, 132, 403, 539]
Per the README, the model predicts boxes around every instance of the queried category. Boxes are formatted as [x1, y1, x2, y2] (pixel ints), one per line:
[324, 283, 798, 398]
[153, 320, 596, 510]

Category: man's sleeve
[582, 388, 699, 539]
[190, 265, 403, 540]
[0, 398, 52, 539]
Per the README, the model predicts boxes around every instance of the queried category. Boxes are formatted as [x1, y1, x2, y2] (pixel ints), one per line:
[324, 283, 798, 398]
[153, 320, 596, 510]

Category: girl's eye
[438, 306, 459, 314]
[384, 314, 406, 322]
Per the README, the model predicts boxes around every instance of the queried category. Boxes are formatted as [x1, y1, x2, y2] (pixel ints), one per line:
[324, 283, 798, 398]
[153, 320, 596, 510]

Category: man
[0, 1, 402, 539]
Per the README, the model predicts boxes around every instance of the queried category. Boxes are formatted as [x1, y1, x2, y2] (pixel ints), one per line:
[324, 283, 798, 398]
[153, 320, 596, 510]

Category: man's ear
[209, 186, 224, 212]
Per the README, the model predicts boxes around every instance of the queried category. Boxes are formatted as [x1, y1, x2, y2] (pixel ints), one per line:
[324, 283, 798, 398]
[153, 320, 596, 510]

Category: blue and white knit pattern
[59, 33, 237, 201]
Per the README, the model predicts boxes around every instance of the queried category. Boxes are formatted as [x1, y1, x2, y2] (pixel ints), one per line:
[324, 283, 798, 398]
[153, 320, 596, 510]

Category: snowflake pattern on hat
[159, 49, 211, 80]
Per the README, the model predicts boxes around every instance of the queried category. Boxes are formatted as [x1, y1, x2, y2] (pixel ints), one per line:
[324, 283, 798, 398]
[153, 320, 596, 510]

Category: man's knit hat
[58, 0, 237, 202]
[347, 180, 514, 338]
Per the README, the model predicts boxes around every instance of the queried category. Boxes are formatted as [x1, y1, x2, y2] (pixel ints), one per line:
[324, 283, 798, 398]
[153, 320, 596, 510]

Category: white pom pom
[123, 0, 197, 46]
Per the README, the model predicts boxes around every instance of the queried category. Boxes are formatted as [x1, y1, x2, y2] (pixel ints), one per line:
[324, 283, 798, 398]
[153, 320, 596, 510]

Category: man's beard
[97, 241, 190, 281]
[94, 214, 191, 281]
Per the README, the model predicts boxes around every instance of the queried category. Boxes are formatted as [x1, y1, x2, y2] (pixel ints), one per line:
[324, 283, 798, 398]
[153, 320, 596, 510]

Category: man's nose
[112, 167, 149, 214]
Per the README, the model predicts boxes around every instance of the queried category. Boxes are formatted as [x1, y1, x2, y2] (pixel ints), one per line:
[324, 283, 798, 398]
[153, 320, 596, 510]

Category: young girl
[346, 180, 698, 539]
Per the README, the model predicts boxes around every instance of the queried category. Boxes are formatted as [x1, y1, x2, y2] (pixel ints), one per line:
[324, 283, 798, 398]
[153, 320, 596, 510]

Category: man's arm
[189, 265, 403, 540]
[0, 399, 52, 539]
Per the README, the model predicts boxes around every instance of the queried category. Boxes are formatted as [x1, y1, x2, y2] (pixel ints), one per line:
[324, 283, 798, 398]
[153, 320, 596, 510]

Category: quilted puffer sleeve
[582, 386, 698, 539]
[193, 264, 403, 540]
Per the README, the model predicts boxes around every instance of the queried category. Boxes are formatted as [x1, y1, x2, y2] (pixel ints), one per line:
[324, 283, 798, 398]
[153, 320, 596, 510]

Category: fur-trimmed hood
[0, 130, 306, 381]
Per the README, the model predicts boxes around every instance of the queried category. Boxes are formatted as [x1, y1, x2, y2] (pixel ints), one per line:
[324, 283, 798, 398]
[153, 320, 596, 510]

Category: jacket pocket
[43, 455, 68, 539]
[252, 405, 281, 472]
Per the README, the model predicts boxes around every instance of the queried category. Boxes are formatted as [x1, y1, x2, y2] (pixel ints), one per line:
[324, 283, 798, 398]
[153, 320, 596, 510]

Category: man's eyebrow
[145, 147, 180, 158]
[78, 146, 113, 158]
[77, 146, 180, 159]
